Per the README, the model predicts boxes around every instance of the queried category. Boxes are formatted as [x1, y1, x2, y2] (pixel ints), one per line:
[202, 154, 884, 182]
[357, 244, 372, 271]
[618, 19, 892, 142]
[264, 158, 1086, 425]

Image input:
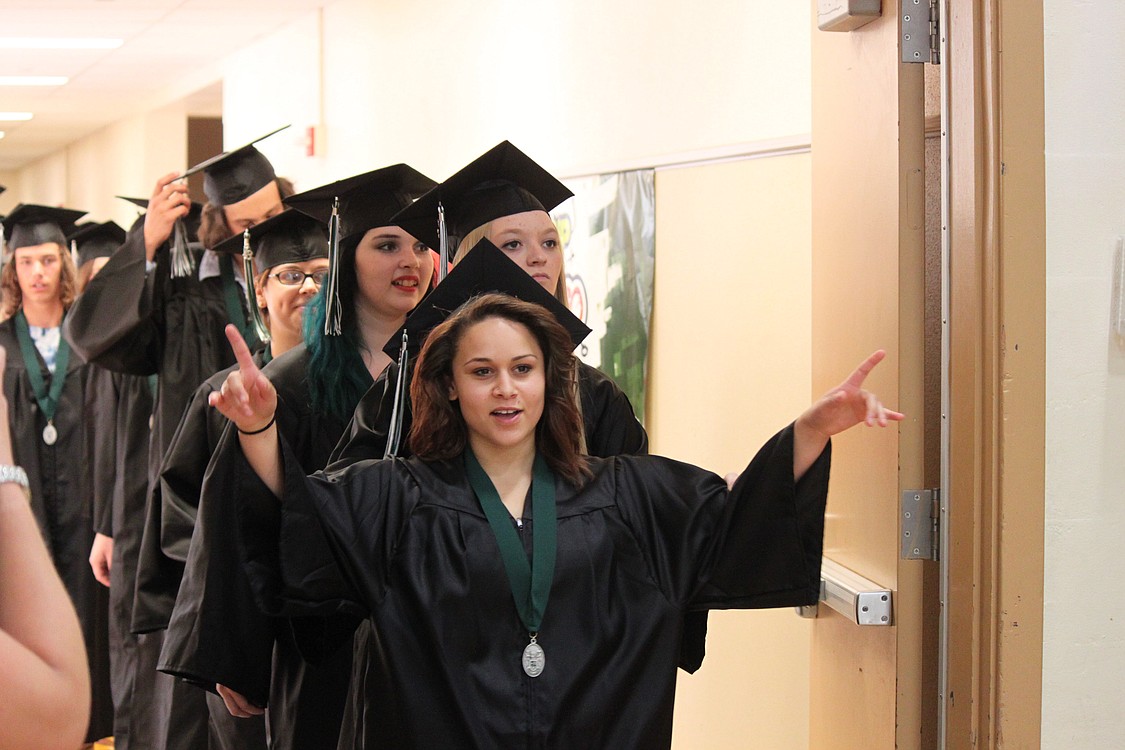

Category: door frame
[944, 0, 1045, 746]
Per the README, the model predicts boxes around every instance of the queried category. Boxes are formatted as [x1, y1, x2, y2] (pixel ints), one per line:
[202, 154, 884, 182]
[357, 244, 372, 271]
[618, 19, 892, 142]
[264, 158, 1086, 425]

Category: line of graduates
[0, 135, 900, 749]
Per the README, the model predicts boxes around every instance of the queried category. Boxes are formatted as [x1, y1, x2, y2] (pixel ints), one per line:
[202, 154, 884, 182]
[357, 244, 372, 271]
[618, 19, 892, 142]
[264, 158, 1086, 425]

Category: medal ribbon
[464, 448, 557, 634]
[219, 253, 260, 350]
[13, 310, 71, 424]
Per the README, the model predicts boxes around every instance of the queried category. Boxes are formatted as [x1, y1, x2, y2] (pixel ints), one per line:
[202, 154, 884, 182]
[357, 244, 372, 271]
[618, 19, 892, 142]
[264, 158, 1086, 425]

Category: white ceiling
[0, 0, 328, 172]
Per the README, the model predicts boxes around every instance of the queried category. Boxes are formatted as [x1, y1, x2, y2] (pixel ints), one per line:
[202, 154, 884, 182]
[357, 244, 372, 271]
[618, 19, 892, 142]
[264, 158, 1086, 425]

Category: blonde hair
[2, 244, 80, 318]
[455, 216, 569, 305]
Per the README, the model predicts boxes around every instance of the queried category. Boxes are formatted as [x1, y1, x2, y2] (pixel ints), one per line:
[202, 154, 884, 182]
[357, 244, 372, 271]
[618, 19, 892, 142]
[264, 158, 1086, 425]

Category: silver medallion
[42, 422, 58, 446]
[522, 638, 545, 678]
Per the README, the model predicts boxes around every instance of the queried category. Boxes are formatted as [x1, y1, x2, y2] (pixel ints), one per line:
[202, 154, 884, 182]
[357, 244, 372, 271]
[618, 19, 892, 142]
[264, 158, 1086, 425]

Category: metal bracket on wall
[902, 488, 941, 560]
[902, 0, 940, 64]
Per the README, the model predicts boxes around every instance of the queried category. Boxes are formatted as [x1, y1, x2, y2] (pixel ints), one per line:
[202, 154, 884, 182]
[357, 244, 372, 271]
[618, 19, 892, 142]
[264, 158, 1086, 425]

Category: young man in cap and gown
[0, 204, 114, 743]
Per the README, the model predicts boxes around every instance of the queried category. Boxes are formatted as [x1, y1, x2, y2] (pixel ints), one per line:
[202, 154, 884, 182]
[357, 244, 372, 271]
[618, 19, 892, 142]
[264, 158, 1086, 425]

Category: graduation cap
[391, 141, 573, 279]
[212, 209, 328, 275]
[158, 126, 288, 278]
[2, 204, 88, 253]
[283, 164, 437, 336]
[378, 238, 589, 457]
[213, 209, 329, 345]
[68, 220, 126, 267]
[179, 125, 289, 207]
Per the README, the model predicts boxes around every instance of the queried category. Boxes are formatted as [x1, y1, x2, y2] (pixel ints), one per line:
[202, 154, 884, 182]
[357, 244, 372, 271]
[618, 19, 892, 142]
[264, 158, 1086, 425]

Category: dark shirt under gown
[235, 423, 830, 750]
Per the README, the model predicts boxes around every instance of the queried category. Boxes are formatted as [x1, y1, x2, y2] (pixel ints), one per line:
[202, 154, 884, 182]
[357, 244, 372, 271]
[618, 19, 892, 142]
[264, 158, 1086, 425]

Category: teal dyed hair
[302, 238, 372, 424]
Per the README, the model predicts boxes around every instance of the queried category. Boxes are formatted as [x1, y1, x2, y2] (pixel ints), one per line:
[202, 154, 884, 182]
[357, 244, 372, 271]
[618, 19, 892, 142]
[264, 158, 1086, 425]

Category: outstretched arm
[209, 325, 282, 496]
[792, 350, 904, 480]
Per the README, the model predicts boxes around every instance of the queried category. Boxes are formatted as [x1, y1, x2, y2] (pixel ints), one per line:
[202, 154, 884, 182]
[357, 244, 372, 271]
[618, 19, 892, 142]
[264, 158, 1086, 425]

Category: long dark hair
[409, 293, 589, 486]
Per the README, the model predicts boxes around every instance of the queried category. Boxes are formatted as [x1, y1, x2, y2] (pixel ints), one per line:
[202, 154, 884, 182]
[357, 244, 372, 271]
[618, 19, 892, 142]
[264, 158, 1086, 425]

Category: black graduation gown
[326, 360, 667, 749]
[87, 366, 157, 748]
[160, 345, 365, 749]
[237, 425, 830, 750]
[0, 316, 113, 742]
[63, 226, 255, 632]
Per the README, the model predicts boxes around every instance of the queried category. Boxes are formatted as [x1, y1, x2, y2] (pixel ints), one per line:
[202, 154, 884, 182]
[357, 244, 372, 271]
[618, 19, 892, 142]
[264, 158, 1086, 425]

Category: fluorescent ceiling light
[0, 113, 34, 121]
[0, 38, 123, 50]
[0, 76, 68, 86]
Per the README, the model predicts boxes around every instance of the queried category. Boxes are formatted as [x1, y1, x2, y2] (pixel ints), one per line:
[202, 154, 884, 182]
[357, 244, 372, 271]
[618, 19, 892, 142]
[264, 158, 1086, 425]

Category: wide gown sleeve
[235, 437, 396, 621]
[64, 227, 161, 376]
[613, 423, 831, 611]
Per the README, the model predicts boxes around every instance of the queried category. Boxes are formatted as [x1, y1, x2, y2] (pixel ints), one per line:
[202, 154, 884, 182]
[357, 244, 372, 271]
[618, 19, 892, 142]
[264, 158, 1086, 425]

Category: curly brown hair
[1, 244, 80, 318]
[197, 176, 295, 251]
[409, 293, 590, 487]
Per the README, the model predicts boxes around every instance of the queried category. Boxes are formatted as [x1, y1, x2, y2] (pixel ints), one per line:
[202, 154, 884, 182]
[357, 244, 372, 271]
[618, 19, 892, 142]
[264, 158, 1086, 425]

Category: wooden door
[808, 2, 932, 747]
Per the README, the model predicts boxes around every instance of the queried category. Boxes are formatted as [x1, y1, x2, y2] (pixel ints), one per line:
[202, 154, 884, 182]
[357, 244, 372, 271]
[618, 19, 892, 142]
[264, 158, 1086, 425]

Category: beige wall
[652, 153, 812, 748]
[219, 0, 811, 184]
[9, 103, 189, 230]
[1042, 1, 1125, 746]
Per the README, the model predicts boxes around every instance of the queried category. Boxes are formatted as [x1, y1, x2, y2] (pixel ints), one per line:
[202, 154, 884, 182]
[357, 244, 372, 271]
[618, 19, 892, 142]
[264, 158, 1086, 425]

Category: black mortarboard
[68, 221, 126, 266]
[212, 209, 328, 275]
[283, 164, 437, 336]
[179, 125, 289, 206]
[391, 141, 573, 259]
[284, 164, 436, 245]
[2, 204, 88, 252]
[381, 238, 589, 359]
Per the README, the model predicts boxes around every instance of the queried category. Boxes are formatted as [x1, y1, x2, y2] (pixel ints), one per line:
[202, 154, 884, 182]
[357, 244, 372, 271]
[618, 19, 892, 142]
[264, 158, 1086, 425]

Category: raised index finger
[843, 349, 887, 389]
[224, 324, 259, 376]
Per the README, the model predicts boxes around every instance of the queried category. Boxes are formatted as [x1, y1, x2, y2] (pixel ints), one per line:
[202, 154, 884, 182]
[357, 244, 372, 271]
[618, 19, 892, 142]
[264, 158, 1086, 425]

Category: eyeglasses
[269, 269, 329, 286]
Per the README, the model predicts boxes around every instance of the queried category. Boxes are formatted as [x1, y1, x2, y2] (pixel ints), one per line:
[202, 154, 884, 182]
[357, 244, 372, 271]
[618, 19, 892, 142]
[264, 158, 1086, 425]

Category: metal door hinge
[901, 488, 941, 560]
[902, 0, 940, 64]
